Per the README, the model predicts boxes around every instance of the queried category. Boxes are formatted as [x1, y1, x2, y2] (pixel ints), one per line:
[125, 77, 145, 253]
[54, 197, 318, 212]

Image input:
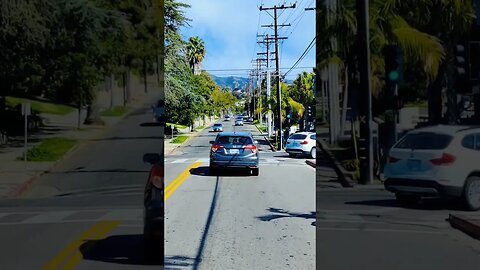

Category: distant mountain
[211, 75, 249, 91]
[210, 75, 294, 91]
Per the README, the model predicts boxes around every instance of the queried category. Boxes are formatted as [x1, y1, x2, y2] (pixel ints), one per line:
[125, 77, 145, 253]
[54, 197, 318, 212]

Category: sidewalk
[165, 117, 218, 155]
[0, 90, 160, 198]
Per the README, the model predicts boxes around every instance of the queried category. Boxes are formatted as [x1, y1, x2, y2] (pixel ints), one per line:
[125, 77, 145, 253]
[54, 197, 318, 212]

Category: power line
[283, 36, 316, 78]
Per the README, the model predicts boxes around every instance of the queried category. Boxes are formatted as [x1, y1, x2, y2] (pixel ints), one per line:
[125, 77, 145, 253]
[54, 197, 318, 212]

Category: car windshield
[216, 136, 253, 145]
[394, 132, 453, 150]
[289, 134, 307, 140]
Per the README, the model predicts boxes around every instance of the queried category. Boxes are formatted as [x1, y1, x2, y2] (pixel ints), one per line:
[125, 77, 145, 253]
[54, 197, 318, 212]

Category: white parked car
[235, 117, 244, 126]
[285, 132, 316, 159]
[384, 125, 480, 210]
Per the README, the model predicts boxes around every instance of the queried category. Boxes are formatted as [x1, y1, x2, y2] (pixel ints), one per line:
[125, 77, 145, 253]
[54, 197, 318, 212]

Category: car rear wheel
[210, 166, 218, 176]
[288, 153, 296, 158]
[251, 168, 259, 176]
[310, 147, 316, 159]
[395, 193, 419, 206]
[462, 176, 480, 211]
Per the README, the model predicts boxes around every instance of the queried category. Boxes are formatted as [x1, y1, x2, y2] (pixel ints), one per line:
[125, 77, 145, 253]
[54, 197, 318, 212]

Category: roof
[218, 132, 251, 137]
[409, 125, 480, 135]
[293, 131, 315, 135]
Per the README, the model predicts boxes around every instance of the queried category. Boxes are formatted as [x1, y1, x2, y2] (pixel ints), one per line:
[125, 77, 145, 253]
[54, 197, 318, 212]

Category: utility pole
[260, 3, 296, 150]
[258, 35, 276, 137]
[357, 0, 374, 184]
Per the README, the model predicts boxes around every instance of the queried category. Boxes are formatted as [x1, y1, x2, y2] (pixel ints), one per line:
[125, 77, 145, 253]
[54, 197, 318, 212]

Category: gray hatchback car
[209, 132, 259, 176]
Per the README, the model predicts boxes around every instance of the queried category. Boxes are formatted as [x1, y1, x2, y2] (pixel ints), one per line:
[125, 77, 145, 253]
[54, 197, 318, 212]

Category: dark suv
[209, 132, 259, 176]
[142, 153, 164, 253]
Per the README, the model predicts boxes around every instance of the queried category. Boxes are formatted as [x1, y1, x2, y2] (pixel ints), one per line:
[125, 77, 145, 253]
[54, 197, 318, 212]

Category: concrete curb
[316, 138, 355, 188]
[253, 124, 276, 152]
[11, 94, 161, 198]
[306, 160, 316, 168]
[167, 119, 218, 155]
[449, 214, 480, 240]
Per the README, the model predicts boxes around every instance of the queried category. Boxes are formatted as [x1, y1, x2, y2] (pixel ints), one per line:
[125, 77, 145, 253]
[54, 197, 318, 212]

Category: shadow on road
[190, 166, 254, 177]
[256, 207, 316, 226]
[91, 136, 162, 142]
[139, 122, 163, 127]
[79, 234, 163, 265]
[345, 198, 466, 211]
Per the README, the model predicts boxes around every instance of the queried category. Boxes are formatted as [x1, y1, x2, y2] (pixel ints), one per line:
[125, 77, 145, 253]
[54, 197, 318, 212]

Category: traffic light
[383, 45, 403, 84]
[285, 106, 292, 126]
[455, 44, 469, 93]
[307, 106, 312, 119]
[455, 44, 467, 77]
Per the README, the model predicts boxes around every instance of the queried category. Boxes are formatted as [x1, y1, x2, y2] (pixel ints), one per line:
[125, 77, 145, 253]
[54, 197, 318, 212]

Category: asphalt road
[165, 120, 315, 270]
[0, 104, 163, 269]
[317, 152, 480, 270]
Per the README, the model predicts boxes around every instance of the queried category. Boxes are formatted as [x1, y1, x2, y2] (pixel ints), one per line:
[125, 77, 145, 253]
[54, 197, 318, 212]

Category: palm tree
[186, 36, 206, 75]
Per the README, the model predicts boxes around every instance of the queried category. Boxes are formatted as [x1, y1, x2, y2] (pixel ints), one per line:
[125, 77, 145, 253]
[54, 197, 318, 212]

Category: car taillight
[150, 165, 164, 189]
[430, 153, 456, 166]
[243, 145, 257, 153]
[211, 144, 224, 152]
[387, 156, 400, 164]
[300, 141, 308, 145]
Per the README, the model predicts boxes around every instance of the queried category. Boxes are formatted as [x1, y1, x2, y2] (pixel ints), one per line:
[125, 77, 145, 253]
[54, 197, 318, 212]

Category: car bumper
[285, 147, 309, 155]
[210, 157, 258, 168]
[384, 178, 463, 198]
[144, 201, 163, 239]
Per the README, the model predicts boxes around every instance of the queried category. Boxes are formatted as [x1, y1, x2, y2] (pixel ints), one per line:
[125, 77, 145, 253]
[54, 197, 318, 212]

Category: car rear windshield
[214, 124, 222, 126]
[394, 132, 453, 150]
[289, 134, 307, 140]
[216, 136, 253, 145]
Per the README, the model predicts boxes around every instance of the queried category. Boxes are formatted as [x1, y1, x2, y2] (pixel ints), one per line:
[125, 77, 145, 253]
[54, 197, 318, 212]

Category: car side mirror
[209, 141, 215, 144]
[143, 153, 161, 165]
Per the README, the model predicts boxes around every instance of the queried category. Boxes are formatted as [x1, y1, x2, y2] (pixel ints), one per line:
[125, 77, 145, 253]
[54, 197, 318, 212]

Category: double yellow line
[44, 162, 201, 269]
[43, 220, 119, 270]
[164, 162, 202, 201]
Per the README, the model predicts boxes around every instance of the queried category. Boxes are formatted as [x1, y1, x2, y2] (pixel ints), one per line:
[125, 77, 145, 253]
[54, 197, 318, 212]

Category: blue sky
[179, 0, 315, 81]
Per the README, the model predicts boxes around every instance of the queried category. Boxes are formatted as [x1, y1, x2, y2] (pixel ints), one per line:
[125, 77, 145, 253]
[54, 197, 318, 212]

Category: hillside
[211, 75, 249, 90]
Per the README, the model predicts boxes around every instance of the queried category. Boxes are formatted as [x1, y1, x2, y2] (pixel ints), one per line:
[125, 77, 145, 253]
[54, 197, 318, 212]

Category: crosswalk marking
[171, 159, 189, 163]
[194, 158, 210, 163]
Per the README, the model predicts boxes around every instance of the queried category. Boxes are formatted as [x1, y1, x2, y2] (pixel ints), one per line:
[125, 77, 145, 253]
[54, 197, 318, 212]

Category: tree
[186, 36, 206, 75]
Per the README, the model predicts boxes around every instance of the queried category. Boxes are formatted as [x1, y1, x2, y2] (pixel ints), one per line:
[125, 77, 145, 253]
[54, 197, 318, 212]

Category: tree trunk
[143, 58, 148, 93]
[84, 91, 105, 126]
[126, 68, 132, 104]
[340, 67, 349, 140]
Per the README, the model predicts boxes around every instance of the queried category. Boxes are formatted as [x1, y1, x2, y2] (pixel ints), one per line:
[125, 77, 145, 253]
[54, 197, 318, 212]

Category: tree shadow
[91, 136, 162, 142]
[189, 166, 254, 177]
[139, 122, 163, 127]
[345, 198, 466, 211]
[256, 207, 316, 226]
[79, 234, 163, 266]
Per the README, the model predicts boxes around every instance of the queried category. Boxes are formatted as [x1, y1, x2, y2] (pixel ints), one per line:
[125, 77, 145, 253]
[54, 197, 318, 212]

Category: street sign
[22, 103, 31, 116]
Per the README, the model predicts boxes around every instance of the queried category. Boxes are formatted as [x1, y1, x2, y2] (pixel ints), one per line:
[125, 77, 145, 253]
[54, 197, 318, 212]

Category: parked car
[285, 132, 316, 159]
[209, 132, 259, 176]
[247, 117, 254, 122]
[211, 123, 223, 132]
[142, 153, 164, 253]
[383, 125, 480, 210]
[224, 115, 231, 121]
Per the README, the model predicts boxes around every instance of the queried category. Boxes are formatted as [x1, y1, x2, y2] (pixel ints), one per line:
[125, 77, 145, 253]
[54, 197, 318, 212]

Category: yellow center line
[61, 220, 120, 270]
[42, 220, 119, 270]
[165, 162, 202, 201]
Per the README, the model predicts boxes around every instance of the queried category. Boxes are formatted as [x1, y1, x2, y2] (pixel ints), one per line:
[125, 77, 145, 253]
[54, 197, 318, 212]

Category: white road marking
[195, 158, 210, 163]
[19, 211, 74, 224]
[171, 159, 189, 164]
[317, 227, 444, 234]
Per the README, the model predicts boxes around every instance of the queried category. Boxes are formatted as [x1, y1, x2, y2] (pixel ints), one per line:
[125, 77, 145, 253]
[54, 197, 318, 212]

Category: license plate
[228, 149, 240, 154]
[407, 159, 421, 170]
